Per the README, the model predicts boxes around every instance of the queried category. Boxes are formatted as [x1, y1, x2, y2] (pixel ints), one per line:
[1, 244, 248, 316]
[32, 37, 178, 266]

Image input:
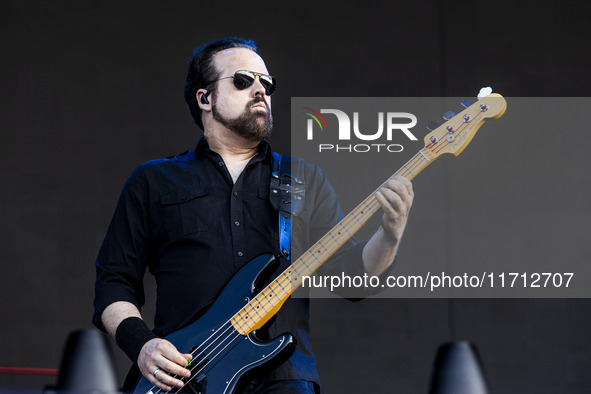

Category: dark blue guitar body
[132, 254, 296, 394]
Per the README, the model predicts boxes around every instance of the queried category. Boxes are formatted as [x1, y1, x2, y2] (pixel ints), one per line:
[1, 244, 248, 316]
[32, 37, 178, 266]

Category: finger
[159, 341, 192, 367]
[375, 188, 403, 217]
[160, 356, 191, 379]
[156, 341, 192, 378]
[152, 367, 186, 391]
[377, 186, 404, 209]
[383, 180, 414, 210]
[148, 368, 175, 392]
[376, 183, 413, 221]
[392, 176, 414, 196]
[385, 177, 413, 199]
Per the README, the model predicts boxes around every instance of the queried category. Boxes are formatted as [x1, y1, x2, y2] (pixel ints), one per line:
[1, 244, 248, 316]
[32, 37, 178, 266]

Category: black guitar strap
[270, 152, 305, 260]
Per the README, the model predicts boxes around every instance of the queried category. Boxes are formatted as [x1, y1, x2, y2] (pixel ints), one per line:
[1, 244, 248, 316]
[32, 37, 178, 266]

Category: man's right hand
[138, 338, 193, 392]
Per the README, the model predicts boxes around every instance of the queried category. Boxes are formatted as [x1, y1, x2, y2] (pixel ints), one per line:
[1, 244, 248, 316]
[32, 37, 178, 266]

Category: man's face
[210, 47, 273, 141]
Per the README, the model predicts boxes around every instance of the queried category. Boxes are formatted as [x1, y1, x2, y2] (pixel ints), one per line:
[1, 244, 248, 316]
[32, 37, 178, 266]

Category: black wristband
[115, 317, 158, 363]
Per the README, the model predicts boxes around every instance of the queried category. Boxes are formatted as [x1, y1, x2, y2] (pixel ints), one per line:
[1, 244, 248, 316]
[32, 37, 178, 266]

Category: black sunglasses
[212, 70, 277, 96]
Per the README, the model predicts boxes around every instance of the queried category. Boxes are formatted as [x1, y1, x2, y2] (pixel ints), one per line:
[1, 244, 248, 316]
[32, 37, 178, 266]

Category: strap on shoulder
[270, 152, 305, 260]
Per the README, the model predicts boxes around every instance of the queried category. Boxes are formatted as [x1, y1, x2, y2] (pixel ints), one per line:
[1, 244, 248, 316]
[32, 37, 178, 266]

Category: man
[93, 38, 413, 393]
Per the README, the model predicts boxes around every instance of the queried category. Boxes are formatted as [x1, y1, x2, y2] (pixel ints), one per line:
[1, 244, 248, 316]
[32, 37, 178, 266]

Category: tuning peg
[477, 87, 493, 99]
[442, 111, 457, 120]
[460, 99, 473, 108]
[426, 121, 441, 131]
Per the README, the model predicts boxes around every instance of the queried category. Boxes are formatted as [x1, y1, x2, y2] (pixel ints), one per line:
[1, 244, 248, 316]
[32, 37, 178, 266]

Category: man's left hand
[375, 176, 414, 242]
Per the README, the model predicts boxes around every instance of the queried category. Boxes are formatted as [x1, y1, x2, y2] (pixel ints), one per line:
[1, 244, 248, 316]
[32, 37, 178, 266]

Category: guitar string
[146, 114, 480, 393]
[148, 322, 237, 393]
[154, 277, 299, 392]
[150, 330, 241, 394]
[149, 274, 294, 391]
[177, 331, 244, 393]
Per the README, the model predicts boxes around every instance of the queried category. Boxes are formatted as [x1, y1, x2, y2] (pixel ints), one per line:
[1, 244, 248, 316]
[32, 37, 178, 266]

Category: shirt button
[218, 161, 224, 166]
[234, 221, 240, 227]
[233, 191, 238, 197]
[237, 251, 244, 257]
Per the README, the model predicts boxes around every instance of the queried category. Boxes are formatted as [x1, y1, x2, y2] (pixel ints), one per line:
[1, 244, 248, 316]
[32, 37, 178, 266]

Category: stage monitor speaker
[54, 329, 118, 393]
[428, 341, 489, 394]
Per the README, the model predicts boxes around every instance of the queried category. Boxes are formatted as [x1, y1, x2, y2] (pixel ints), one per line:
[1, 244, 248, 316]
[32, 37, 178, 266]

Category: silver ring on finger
[153, 368, 160, 378]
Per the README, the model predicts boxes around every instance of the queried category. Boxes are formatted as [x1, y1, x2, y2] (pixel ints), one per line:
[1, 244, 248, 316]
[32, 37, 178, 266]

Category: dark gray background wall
[1, 1, 590, 393]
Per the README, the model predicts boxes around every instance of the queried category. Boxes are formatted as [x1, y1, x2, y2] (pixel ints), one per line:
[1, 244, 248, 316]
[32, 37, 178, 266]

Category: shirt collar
[194, 135, 273, 164]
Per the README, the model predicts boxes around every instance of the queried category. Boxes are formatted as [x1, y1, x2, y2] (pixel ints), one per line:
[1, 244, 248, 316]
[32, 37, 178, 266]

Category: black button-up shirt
[93, 136, 371, 384]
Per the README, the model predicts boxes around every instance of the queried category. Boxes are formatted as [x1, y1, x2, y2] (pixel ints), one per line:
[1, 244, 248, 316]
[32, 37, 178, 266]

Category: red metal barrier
[0, 367, 59, 376]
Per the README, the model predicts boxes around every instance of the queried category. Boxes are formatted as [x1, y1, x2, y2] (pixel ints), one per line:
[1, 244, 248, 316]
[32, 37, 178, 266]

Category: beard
[212, 96, 273, 142]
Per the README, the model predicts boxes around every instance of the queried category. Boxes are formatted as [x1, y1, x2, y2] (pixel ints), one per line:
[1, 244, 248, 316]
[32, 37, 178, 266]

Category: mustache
[248, 96, 270, 110]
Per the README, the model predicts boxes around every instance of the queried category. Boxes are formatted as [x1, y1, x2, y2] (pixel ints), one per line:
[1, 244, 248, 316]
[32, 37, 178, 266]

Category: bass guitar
[133, 91, 507, 393]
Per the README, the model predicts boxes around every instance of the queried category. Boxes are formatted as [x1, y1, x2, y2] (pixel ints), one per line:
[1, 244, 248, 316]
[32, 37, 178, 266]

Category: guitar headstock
[424, 91, 507, 158]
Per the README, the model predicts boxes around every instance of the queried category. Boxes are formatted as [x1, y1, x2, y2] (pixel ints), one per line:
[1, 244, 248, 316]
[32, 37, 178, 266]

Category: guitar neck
[231, 148, 435, 335]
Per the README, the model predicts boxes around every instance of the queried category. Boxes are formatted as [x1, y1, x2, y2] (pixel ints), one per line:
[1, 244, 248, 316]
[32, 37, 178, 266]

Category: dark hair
[184, 38, 259, 130]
